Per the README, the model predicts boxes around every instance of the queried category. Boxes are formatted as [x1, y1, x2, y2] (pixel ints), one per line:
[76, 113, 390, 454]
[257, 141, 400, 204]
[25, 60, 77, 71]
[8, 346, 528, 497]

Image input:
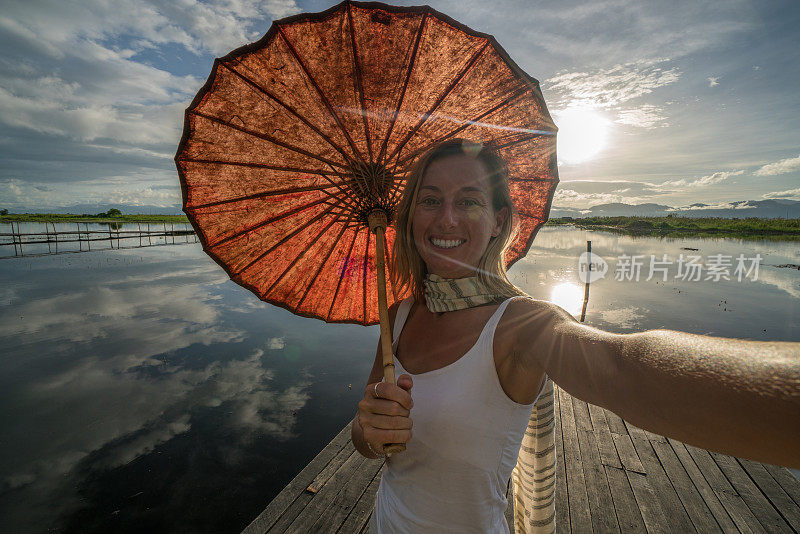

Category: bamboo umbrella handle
[369, 210, 406, 454]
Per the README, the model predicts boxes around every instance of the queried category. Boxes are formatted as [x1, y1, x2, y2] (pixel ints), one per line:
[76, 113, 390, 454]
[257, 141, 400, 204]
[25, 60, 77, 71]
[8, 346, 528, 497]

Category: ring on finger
[373, 382, 381, 399]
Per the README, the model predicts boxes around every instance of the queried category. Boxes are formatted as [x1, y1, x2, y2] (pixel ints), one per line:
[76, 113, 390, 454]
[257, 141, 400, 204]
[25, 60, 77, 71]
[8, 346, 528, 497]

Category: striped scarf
[421, 273, 557, 533]
[422, 273, 501, 312]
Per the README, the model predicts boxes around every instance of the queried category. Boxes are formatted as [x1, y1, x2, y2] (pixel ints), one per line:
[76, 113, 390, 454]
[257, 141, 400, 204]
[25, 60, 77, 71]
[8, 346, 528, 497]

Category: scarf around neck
[422, 273, 504, 313]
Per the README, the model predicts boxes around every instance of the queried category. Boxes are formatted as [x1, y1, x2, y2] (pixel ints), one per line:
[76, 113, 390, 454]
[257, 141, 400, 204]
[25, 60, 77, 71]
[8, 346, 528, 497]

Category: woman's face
[412, 153, 508, 278]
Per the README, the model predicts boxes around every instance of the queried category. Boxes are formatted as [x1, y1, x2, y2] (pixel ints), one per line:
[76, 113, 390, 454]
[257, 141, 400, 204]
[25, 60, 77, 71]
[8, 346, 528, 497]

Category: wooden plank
[623, 419, 649, 443]
[243, 425, 352, 533]
[311, 457, 384, 533]
[626, 431, 696, 532]
[338, 473, 381, 534]
[285, 450, 367, 533]
[684, 444, 766, 534]
[651, 440, 721, 532]
[738, 458, 800, 532]
[625, 469, 672, 534]
[266, 442, 360, 533]
[571, 396, 593, 432]
[587, 404, 622, 469]
[604, 408, 628, 436]
[668, 438, 738, 532]
[307, 438, 361, 494]
[710, 451, 792, 534]
[763, 463, 800, 508]
[554, 386, 570, 534]
[576, 427, 620, 532]
[612, 433, 646, 475]
[604, 465, 647, 533]
[645, 430, 667, 443]
[558, 387, 592, 532]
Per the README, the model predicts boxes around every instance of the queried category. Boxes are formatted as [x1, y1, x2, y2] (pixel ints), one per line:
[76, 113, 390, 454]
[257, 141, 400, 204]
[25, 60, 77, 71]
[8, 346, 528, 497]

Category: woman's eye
[420, 197, 439, 206]
[462, 198, 480, 207]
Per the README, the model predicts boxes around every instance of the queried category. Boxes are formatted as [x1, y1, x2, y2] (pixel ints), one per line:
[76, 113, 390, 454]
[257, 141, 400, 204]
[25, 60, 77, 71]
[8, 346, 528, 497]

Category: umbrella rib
[385, 39, 490, 165]
[326, 226, 361, 321]
[208, 196, 329, 249]
[491, 133, 548, 151]
[320, 194, 362, 219]
[376, 12, 428, 166]
[316, 172, 366, 215]
[346, 3, 374, 162]
[178, 157, 336, 175]
[232, 204, 336, 278]
[276, 26, 367, 166]
[190, 183, 339, 210]
[390, 84, 533, 170]
[220, 61, 355, 163]
[260, 217, 340, 299]
[295, 222, 350, 310]
[190, 110, 347, 170]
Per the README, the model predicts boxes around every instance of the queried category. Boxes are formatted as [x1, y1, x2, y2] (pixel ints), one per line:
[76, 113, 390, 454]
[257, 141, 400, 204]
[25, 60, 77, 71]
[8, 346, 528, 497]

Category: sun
[549, 282, 584, 316]
[554, 107, 611, 165]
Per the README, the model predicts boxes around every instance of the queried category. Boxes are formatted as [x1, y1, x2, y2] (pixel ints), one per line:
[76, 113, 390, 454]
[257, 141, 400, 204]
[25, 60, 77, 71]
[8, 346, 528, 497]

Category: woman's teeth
[430, 238, 465, 249]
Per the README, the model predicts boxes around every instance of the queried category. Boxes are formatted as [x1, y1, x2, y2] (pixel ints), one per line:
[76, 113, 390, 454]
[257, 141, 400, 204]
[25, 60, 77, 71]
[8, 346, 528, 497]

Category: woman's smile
[429, 237, 466, 249]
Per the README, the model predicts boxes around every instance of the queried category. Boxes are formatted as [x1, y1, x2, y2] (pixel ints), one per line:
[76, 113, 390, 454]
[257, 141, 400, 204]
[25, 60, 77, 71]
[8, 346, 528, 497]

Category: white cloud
[545, 59, 679, 129]
[659, 170, 744, 188]
[615, 104, 669, 129]
[545, 58, 681, 109]
[707, 76, 719, 87]
[754, 155, 800, 176]
[554, 188, 645, 208]
[267, 337, 286, 350]
[762, 187, 800, 200]
[0, 0, 300, 206]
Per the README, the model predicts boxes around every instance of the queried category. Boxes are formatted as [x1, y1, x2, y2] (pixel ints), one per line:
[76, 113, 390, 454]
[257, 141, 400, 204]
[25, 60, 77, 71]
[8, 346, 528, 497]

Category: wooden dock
[243, 385, 800, 533]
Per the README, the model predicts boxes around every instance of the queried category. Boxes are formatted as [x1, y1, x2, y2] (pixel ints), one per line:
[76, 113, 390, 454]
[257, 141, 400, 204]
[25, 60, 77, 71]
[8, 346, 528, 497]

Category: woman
[351, 139, 800, 533]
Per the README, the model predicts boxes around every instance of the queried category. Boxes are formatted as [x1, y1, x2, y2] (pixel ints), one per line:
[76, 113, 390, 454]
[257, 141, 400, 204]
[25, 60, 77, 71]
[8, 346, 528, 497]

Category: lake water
[1, 223, 798, 533]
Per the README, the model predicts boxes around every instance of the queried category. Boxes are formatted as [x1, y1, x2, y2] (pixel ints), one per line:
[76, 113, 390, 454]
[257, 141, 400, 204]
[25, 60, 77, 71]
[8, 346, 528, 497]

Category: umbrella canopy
[175, 0, 558, 326]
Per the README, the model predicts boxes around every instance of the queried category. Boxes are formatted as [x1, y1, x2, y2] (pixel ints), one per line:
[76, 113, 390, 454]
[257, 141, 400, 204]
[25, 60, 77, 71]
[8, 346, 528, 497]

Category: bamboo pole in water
[580, 240, 591, 323]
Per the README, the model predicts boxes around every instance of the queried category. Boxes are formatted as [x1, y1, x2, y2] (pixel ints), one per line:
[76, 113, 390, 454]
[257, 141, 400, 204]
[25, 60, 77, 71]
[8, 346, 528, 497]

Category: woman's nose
[438, 201, 459, 227]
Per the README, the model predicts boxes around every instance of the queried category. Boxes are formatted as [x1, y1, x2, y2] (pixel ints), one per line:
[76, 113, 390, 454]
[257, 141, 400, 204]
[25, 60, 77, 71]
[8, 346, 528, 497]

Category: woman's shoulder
[503, 295, 566, 336]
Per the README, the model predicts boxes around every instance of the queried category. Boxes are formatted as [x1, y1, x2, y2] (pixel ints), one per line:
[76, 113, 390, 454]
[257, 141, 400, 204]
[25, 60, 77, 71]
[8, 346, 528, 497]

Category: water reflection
[549, 282, 584, 316]
[0, 223, 798, 532]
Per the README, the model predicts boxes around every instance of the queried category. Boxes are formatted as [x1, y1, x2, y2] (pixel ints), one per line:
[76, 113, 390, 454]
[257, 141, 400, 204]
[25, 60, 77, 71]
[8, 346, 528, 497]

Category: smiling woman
[555, 106, 611, 164]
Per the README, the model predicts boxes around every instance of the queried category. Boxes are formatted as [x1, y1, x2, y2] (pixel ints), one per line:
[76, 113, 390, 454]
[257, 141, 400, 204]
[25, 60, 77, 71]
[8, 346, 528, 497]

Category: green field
[546, 216, 800, 240]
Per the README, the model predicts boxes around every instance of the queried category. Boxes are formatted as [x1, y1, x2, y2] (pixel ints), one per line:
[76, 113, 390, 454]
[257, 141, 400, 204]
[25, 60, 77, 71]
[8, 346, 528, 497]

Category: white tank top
[371, 296, 548, 533]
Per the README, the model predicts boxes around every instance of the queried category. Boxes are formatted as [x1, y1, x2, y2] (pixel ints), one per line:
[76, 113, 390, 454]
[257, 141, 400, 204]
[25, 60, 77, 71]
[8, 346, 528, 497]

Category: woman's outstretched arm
[508, 299, 800, 469]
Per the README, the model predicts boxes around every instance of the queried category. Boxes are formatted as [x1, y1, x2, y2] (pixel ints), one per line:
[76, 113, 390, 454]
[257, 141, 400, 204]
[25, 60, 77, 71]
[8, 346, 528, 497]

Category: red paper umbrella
[175, 1, 558, 416]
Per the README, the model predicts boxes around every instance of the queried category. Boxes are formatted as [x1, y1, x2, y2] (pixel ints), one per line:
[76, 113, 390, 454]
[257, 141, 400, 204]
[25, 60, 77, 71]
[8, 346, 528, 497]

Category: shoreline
[546, 216, 800, 240]
[1, 213, 190, 224]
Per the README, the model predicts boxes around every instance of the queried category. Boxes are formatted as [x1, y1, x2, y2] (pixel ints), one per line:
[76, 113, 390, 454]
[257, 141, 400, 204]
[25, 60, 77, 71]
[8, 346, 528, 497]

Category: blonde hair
[390, 138, 527, 302]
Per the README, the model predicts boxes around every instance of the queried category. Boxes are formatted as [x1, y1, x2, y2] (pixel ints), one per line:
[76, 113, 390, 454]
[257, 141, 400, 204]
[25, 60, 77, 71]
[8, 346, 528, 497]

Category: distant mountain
[551, 199, 800, 219]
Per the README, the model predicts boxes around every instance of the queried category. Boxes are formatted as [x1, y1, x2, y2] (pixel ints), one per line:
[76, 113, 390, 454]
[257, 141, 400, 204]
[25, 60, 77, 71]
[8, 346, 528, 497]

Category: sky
[1, 0, 799, 213]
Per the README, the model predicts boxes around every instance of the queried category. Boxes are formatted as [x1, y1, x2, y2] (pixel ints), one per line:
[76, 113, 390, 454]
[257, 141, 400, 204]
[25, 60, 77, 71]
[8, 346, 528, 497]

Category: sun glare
[555, 107, 611, 165]
[549, 282, 584, 316]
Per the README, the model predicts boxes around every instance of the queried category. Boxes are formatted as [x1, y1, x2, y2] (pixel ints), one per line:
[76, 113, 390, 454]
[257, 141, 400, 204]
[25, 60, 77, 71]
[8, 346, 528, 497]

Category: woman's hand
[356, 374, 414, 455]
